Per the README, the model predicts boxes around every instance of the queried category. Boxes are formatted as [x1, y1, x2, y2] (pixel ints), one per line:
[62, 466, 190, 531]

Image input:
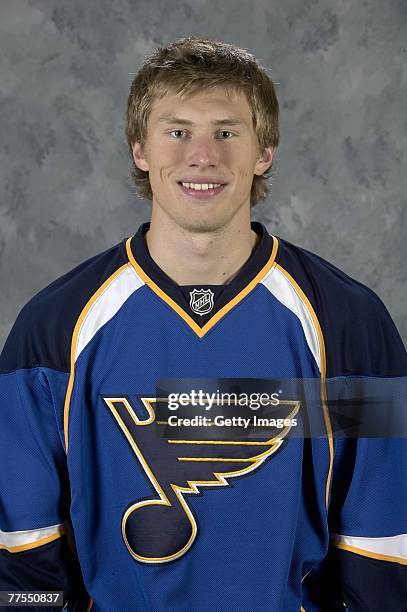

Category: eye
[169, 129, 187, 138]
[217, 130, 234, 139]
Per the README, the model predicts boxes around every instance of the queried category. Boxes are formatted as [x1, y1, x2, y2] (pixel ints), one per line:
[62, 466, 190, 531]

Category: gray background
[1, 0, 406, 349]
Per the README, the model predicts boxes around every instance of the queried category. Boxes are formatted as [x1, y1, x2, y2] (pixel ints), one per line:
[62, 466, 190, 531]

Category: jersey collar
[125, 221, 278, 338]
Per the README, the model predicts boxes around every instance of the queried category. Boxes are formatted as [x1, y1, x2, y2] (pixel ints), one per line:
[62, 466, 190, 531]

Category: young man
[0, 37, 406, 611]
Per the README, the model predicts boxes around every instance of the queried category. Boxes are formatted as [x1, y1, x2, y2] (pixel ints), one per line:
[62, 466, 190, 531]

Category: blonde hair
[126, 37, 280, 207]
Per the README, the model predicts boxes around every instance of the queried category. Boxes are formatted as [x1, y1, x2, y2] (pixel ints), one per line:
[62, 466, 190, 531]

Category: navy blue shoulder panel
[0, 240, 128, 374]
[275, 237, 407, 377]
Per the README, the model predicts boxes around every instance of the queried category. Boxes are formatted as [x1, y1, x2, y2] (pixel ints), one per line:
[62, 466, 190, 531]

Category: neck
[144, 207, 259, 286]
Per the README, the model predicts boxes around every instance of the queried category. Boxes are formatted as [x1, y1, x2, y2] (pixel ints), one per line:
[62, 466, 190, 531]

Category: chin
[175, 214, 230, 234]
[180, 220, 222, 233]
[157, 196, 239, 233]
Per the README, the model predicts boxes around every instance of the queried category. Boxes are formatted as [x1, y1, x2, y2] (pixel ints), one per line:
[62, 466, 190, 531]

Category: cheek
[235, 147, 261, 182]
[151, 146, 185, 182]
[228, 145, 255, 175]
[160, 142, 185, 161]
[236, 168, 253, 181]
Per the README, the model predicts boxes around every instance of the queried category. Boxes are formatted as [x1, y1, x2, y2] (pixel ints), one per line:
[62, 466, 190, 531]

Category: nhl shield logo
[189, 288, 214, 315]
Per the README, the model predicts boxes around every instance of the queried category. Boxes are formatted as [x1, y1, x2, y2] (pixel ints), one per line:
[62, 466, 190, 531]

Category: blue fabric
[65, 283, 324, 610]
[0, 368, 69, 531]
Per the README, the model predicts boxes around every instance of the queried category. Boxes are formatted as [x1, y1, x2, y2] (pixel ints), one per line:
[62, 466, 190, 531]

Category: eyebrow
[157, 114, 246, 127]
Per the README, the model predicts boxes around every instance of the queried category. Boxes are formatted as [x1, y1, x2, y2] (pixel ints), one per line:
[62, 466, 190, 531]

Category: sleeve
[0, 310, 88, 610]
[275, 238, 407, 609]
[304, 436, 407, 611]
[304, 289, 407, 611]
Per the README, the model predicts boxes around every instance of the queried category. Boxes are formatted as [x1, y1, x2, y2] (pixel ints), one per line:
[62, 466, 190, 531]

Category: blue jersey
[1, 221, 406, 611]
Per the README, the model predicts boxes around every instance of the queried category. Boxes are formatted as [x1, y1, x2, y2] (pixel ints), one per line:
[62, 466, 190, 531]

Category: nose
[186, 135, 220, 168]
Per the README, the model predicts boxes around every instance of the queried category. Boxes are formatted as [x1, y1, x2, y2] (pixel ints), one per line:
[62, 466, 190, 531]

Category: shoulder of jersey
[276, 235, 382, 307]
[275, 236, 406, 376]
[0, 239, 129, 374]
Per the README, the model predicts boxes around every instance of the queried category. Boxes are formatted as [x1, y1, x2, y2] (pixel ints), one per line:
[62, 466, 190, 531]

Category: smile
[177, 182, 227, 199]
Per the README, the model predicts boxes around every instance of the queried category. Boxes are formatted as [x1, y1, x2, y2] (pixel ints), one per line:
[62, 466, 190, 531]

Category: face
[132, 87, 274, 233]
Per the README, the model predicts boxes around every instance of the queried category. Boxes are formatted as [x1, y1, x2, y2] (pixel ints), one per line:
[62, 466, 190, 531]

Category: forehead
[148, 87, 253, 128]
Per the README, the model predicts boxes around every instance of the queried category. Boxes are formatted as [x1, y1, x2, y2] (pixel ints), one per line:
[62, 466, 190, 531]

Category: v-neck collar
[125, 221, 278, 338]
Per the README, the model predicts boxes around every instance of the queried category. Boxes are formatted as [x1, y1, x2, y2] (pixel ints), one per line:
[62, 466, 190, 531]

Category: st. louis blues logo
[189, 288, 214, 315]
[103, 393, 299, 564]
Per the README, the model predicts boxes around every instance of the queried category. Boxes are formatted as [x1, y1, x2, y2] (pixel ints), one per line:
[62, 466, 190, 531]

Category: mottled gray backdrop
[1, 0, 406, 349]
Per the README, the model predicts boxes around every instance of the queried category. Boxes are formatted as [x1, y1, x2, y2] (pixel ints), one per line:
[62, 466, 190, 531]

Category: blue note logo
[102, 392, 299, 564]
[189, 288, 214, 315]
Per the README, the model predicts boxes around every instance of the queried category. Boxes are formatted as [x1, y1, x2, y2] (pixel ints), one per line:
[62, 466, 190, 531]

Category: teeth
[181, 182, 222, 190]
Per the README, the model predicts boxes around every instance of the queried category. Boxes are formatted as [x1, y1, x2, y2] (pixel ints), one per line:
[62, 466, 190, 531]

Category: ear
[254, 146, 275, 176]
[132, 142, 149, 172]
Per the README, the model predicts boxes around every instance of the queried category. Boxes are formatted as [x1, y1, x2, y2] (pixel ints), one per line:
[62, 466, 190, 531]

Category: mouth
[177, 182, 227, 200]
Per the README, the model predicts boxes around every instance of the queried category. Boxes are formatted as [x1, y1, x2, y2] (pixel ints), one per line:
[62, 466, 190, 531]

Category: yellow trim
[0, 528, 65, 554]
[63, 264, 132, 452]
[333, 541, 407, 566]
[301, 607, 306, 612]
[168, 439, 279, 445]
[275, 264, 333, 510]
[125, 235, 279, 339]
[178, 457, 263, 462]
[85, 598, 93, 611]
[167, 440, 289, 446]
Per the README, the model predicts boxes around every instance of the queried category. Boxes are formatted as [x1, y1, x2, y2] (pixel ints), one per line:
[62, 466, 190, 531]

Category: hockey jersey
[0, 221, 406, 611]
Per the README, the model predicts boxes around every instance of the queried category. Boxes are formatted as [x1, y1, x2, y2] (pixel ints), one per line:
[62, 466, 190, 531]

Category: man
[0, 37, 406, 611]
